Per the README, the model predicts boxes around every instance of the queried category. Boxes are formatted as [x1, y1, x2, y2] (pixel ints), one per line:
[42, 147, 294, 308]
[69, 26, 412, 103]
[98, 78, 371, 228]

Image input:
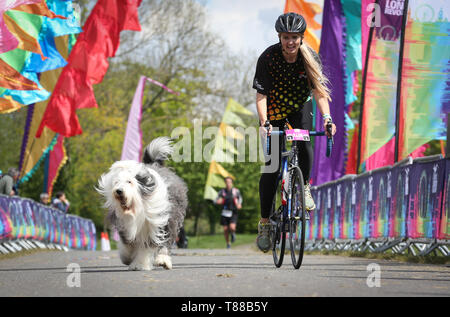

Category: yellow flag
[203, 99, 254, 200]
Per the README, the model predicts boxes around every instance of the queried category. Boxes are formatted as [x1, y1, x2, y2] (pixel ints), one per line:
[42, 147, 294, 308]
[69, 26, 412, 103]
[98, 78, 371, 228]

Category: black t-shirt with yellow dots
[253, 43, 320, 122]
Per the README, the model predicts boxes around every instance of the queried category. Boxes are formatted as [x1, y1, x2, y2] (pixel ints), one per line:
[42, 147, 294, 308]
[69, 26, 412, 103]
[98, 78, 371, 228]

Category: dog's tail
[143, 137, 174, 166]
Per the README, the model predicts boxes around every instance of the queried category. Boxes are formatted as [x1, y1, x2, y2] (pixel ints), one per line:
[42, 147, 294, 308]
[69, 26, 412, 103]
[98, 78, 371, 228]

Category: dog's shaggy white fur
[96, 137, 187, 271]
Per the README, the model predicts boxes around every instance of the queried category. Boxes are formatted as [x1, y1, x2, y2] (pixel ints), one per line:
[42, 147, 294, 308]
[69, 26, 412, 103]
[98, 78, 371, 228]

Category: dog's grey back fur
[150, 164, 187, 245]
[143, 137, 187, 245]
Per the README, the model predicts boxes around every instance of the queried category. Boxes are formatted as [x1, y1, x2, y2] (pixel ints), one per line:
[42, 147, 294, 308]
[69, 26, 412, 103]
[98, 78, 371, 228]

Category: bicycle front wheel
[272, 218, 286, 268]
[289, 166, 306, 269]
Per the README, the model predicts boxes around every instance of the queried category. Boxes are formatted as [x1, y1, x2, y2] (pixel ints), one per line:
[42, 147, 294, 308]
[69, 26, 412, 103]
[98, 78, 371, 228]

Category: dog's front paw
[129, 262, 153, 271]
[154, 254, 172, 270]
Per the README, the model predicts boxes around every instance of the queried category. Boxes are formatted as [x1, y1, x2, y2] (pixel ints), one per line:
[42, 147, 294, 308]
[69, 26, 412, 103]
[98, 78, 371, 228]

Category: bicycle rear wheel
[271, 182, 286, 268]
[288, 166, 306, 269]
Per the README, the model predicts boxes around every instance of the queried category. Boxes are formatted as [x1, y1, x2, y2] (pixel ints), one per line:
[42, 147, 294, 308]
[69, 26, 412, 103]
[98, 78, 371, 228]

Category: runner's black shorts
[220, 213, 238, 226]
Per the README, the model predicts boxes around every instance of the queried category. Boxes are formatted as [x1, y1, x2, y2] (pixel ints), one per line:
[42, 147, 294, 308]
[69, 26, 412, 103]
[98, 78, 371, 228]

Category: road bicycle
[265, 121, 333, 269]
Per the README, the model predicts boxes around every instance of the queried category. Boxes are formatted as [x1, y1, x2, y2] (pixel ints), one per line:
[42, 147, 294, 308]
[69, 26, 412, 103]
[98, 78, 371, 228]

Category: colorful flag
[397, 0, 449, 160]
[18, 33, 74, 188]
[0, 0, 78, 111]
[0, 95, 22, 113]
[36, 0, 143, 138]
[19, 52, 65, 183]
[0, 0, 41, 54]
[0, 58, 39, 90]
[12, 0, 66, 19]
[358, 0, 407, 170]
[342, 0, 362, 107]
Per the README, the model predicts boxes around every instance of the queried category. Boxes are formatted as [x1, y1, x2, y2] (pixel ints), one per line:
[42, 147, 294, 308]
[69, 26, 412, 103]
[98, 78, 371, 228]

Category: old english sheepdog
[96, 137, 187, 271]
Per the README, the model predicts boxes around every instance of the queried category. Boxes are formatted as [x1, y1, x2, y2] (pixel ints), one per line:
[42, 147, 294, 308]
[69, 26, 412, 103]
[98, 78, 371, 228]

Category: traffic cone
[101, 232, 111, 251]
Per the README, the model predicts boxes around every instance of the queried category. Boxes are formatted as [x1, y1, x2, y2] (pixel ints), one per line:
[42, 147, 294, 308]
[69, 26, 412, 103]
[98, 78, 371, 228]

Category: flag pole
[393, 0, 409, 163]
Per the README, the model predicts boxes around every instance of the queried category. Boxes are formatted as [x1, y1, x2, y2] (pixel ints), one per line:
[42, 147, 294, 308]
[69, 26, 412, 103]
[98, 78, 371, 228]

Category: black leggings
[259, 101, 314, 219]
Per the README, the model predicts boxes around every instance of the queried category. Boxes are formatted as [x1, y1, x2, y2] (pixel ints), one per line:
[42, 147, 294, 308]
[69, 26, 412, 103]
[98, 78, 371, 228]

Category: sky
[199, 0, 324, 55]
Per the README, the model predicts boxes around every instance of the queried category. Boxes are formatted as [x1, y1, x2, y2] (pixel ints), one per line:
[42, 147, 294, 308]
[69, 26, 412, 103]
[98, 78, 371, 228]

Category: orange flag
[0, 95, 23, 113]
[0, 58, 40, 90]
[284, 0, 322, 52]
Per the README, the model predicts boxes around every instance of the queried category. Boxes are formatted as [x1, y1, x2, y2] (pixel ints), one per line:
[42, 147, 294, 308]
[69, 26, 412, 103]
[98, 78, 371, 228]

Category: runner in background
[215, 177, 243, 249]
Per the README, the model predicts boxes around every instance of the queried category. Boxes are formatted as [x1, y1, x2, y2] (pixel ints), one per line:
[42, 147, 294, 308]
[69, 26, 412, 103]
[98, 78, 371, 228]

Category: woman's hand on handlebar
[260, 120, 273, 137]
[324, 119, 336, 138]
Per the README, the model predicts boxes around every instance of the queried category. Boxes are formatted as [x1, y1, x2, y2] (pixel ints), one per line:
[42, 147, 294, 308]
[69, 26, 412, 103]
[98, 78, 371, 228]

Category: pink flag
[46, 134, 66, 198]
[121, 76, 180, 162]
[146, 77, 180, 96]
[365, 137, 395, 171]
[121, 76, 146, 162]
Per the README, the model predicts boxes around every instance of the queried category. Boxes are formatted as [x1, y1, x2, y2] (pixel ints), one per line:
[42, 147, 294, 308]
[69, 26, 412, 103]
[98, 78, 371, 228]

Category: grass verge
[185, 233, 256, 249]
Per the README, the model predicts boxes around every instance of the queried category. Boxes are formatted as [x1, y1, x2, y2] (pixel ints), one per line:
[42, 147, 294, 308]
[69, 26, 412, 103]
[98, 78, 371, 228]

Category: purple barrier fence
[407, 156, 446, 239]
[310, 156, 449, 242]
[441, 159, 450, 240]
[389, 159, 412, 238]
[0, 195, 96, 250]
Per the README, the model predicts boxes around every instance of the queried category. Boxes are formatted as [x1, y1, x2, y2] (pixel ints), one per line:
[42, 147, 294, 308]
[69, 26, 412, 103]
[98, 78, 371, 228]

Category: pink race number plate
[285, 129, 310, 142]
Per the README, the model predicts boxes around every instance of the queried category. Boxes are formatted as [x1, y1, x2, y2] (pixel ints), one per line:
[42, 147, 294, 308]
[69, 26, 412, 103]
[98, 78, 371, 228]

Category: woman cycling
[253, 12, 336, 252]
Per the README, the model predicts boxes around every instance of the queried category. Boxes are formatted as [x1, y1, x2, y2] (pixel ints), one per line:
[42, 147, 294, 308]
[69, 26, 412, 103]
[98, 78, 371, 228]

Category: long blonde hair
[299, 42, 332, 102]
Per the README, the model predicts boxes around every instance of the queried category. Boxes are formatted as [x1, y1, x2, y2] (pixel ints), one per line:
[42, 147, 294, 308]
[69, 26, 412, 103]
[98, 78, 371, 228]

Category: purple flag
[121, 76, 146, 162]
[311, 0, 347, 185]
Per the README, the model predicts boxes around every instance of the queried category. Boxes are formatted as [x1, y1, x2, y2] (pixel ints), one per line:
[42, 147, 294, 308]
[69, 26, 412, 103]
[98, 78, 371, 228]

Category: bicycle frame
[264, 122, 333, 268]
[268, 128, 328, 223]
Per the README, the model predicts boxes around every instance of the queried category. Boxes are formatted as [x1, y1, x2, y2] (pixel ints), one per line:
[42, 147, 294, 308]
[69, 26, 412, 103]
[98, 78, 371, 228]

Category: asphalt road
[0, 246, 449, 297]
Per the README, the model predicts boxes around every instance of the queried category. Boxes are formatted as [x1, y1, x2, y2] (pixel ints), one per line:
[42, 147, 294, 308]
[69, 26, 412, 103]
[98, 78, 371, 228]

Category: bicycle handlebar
[265, 123, 333, 158]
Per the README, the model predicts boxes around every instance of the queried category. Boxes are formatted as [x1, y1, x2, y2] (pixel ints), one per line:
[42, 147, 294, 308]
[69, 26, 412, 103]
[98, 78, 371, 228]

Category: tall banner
[18, 35, 72, 188]
[311, 0, 347, 185]
[359, 0, 407, 170]
[121, 76, 146, 162]
[398, 0, 450, 160]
